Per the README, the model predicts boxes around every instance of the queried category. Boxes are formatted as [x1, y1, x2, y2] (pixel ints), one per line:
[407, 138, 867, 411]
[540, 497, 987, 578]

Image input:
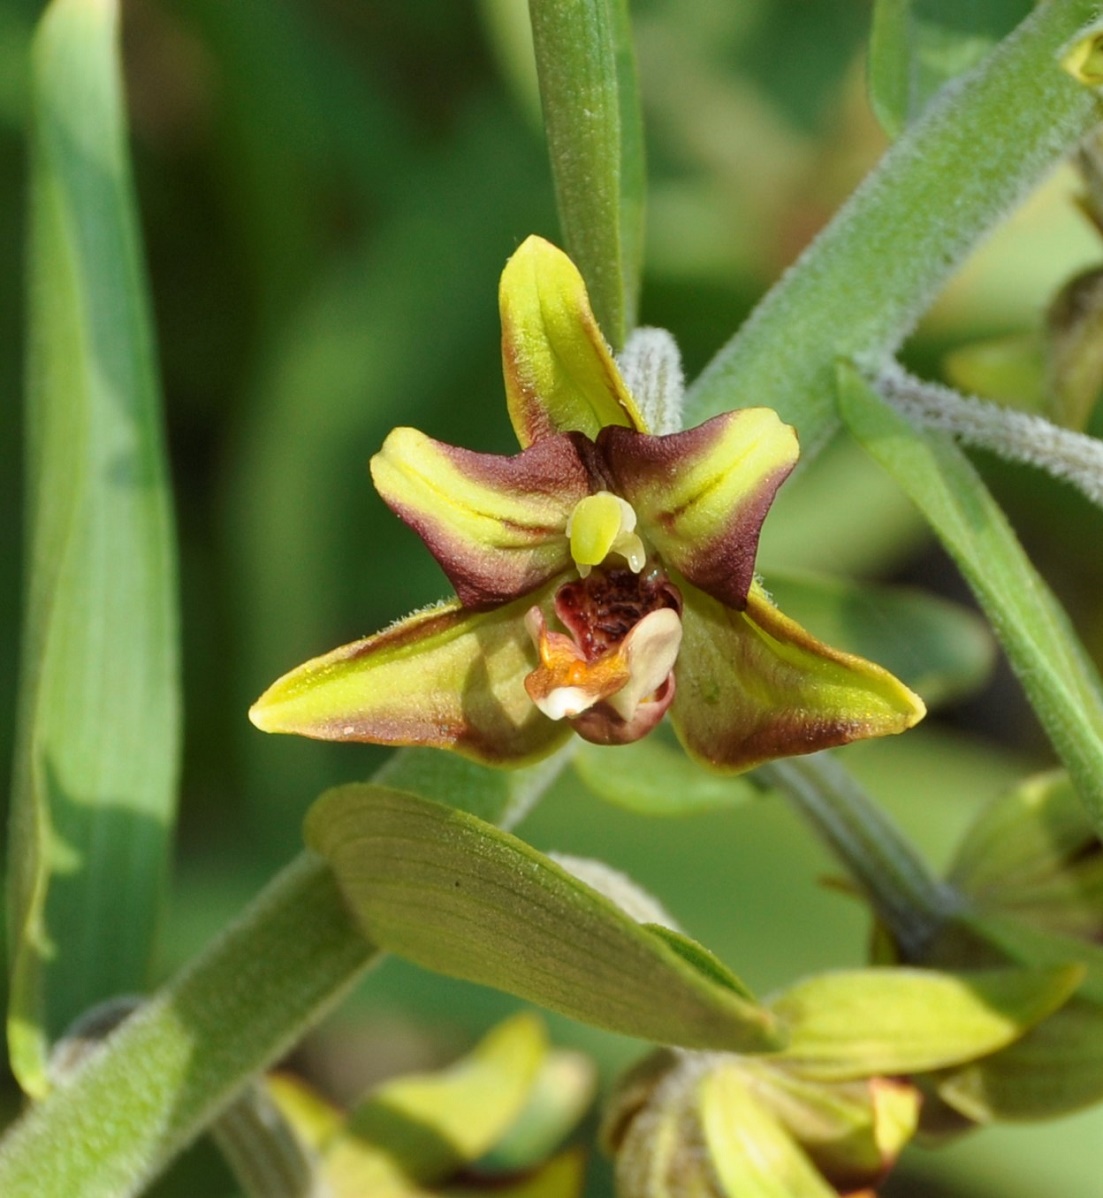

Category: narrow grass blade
[8, 0, 180, 1095]
[838, 365, 1103, 832]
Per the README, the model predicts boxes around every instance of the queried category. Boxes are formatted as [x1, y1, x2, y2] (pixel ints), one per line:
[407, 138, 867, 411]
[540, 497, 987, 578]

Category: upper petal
[599, 409, 799, 609]
[249, 592, 569, 766]
[371, 428, 594, 607]
[500, 235, 646, 446]
[671, 579, 925, 773]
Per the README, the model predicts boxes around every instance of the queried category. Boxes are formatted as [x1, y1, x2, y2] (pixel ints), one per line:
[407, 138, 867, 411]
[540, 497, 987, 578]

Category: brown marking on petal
[598, 412, 797, 609]
[374, 432, 596, 608]
[501, 329, 555, 446]
[671, 582, 925, 773]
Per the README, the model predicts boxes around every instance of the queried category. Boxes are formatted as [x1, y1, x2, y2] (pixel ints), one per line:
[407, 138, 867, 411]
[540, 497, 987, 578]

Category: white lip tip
[534, 686, 596, 721]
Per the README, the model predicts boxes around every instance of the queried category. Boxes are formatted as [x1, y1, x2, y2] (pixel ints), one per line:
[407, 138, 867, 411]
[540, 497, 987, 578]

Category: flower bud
[948, 771, 1103, 943]
[602, 1049, 918, 1197]
[875, 772, 1103, 1128]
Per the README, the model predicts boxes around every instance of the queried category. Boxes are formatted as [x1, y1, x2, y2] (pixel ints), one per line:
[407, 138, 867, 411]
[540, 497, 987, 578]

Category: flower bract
[250, 235, 924, 771]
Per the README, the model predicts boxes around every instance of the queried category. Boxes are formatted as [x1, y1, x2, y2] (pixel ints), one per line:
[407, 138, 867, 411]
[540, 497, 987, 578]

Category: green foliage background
[3, 0, 1103, 1193]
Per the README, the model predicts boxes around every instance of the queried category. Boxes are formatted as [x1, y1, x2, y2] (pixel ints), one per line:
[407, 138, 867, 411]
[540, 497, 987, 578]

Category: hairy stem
[686, 0, 1103, 458]
[0, 855, 373, 1198]
[878, 362, 1103, 508]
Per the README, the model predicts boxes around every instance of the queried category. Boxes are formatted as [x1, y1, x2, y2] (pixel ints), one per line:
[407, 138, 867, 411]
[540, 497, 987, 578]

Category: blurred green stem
[0, 854, 372, 1198]
[686, 0, 1103, 456]
[529, 0, 643, 347]
[759, 754, 961, 958]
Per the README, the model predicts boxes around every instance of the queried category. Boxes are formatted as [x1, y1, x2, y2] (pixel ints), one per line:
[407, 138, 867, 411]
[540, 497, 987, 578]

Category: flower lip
[524, 566, 684, 744]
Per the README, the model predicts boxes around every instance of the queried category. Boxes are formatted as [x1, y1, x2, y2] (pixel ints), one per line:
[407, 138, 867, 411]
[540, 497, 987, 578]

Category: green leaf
[766, 571, 995, 708]
[937, 992, 1103, 1121]
[8, 0, 180, 1096]
[643, 925, 757, 1002]
[528, 0, 643, 348]
[573, 734, 755, 816]
[869, 0, 1033, 139]
[929, 914, 1103, 1118]
[305, 784, 783, 1052]
[838, 365, 1103, 834]
[770, 965, 1082, 1080]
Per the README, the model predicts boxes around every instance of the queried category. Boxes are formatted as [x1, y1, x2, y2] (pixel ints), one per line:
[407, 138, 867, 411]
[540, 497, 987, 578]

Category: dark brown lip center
[553, 565, 682, 661]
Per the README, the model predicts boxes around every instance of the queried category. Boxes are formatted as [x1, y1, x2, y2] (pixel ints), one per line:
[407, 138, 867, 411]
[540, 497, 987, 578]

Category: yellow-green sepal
[371, 426, 587, 606]
[769, 964, 1082, 1081]
[330, 1013, 547, 1189]
[268, 1015, 589, 1198]
[249, 592, 568, 766]
[671, 580, 926, 773]
[499, 235, 645, 446]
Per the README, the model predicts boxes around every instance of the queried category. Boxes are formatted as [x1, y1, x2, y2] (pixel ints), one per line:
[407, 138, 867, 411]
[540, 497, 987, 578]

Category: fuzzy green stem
[758, 755, 961, 958]
[879, 362, 1103, 508]
[0, 746, 575, 1197]
[686, 0, 1103, 457]
[529, 0, 644, 347]
[0, 854, 373, 1198]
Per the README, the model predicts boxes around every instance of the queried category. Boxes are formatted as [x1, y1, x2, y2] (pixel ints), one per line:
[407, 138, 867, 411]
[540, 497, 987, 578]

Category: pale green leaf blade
[8, 0, 179, 1096]
[528, 0, 643, 347]
[573, 735, 755, 816]
[305, 785, 783, 1052]
[771, 965, 1082, 1080]
[869, 0, 1033, 138]
[938, 995, 1103, 1122]
[838, 365, 1103, 833]
[932, 914, 1103, 1119]
[766, 571, 995, 708]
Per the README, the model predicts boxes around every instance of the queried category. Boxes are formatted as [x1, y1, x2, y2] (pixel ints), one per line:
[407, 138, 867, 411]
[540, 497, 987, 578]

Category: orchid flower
[250, 236, 924, 771]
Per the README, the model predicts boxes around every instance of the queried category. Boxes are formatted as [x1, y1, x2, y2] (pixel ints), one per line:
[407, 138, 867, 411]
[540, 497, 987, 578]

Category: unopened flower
[602, 1049, 919, 1198]
[250, 236, 924, 769]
